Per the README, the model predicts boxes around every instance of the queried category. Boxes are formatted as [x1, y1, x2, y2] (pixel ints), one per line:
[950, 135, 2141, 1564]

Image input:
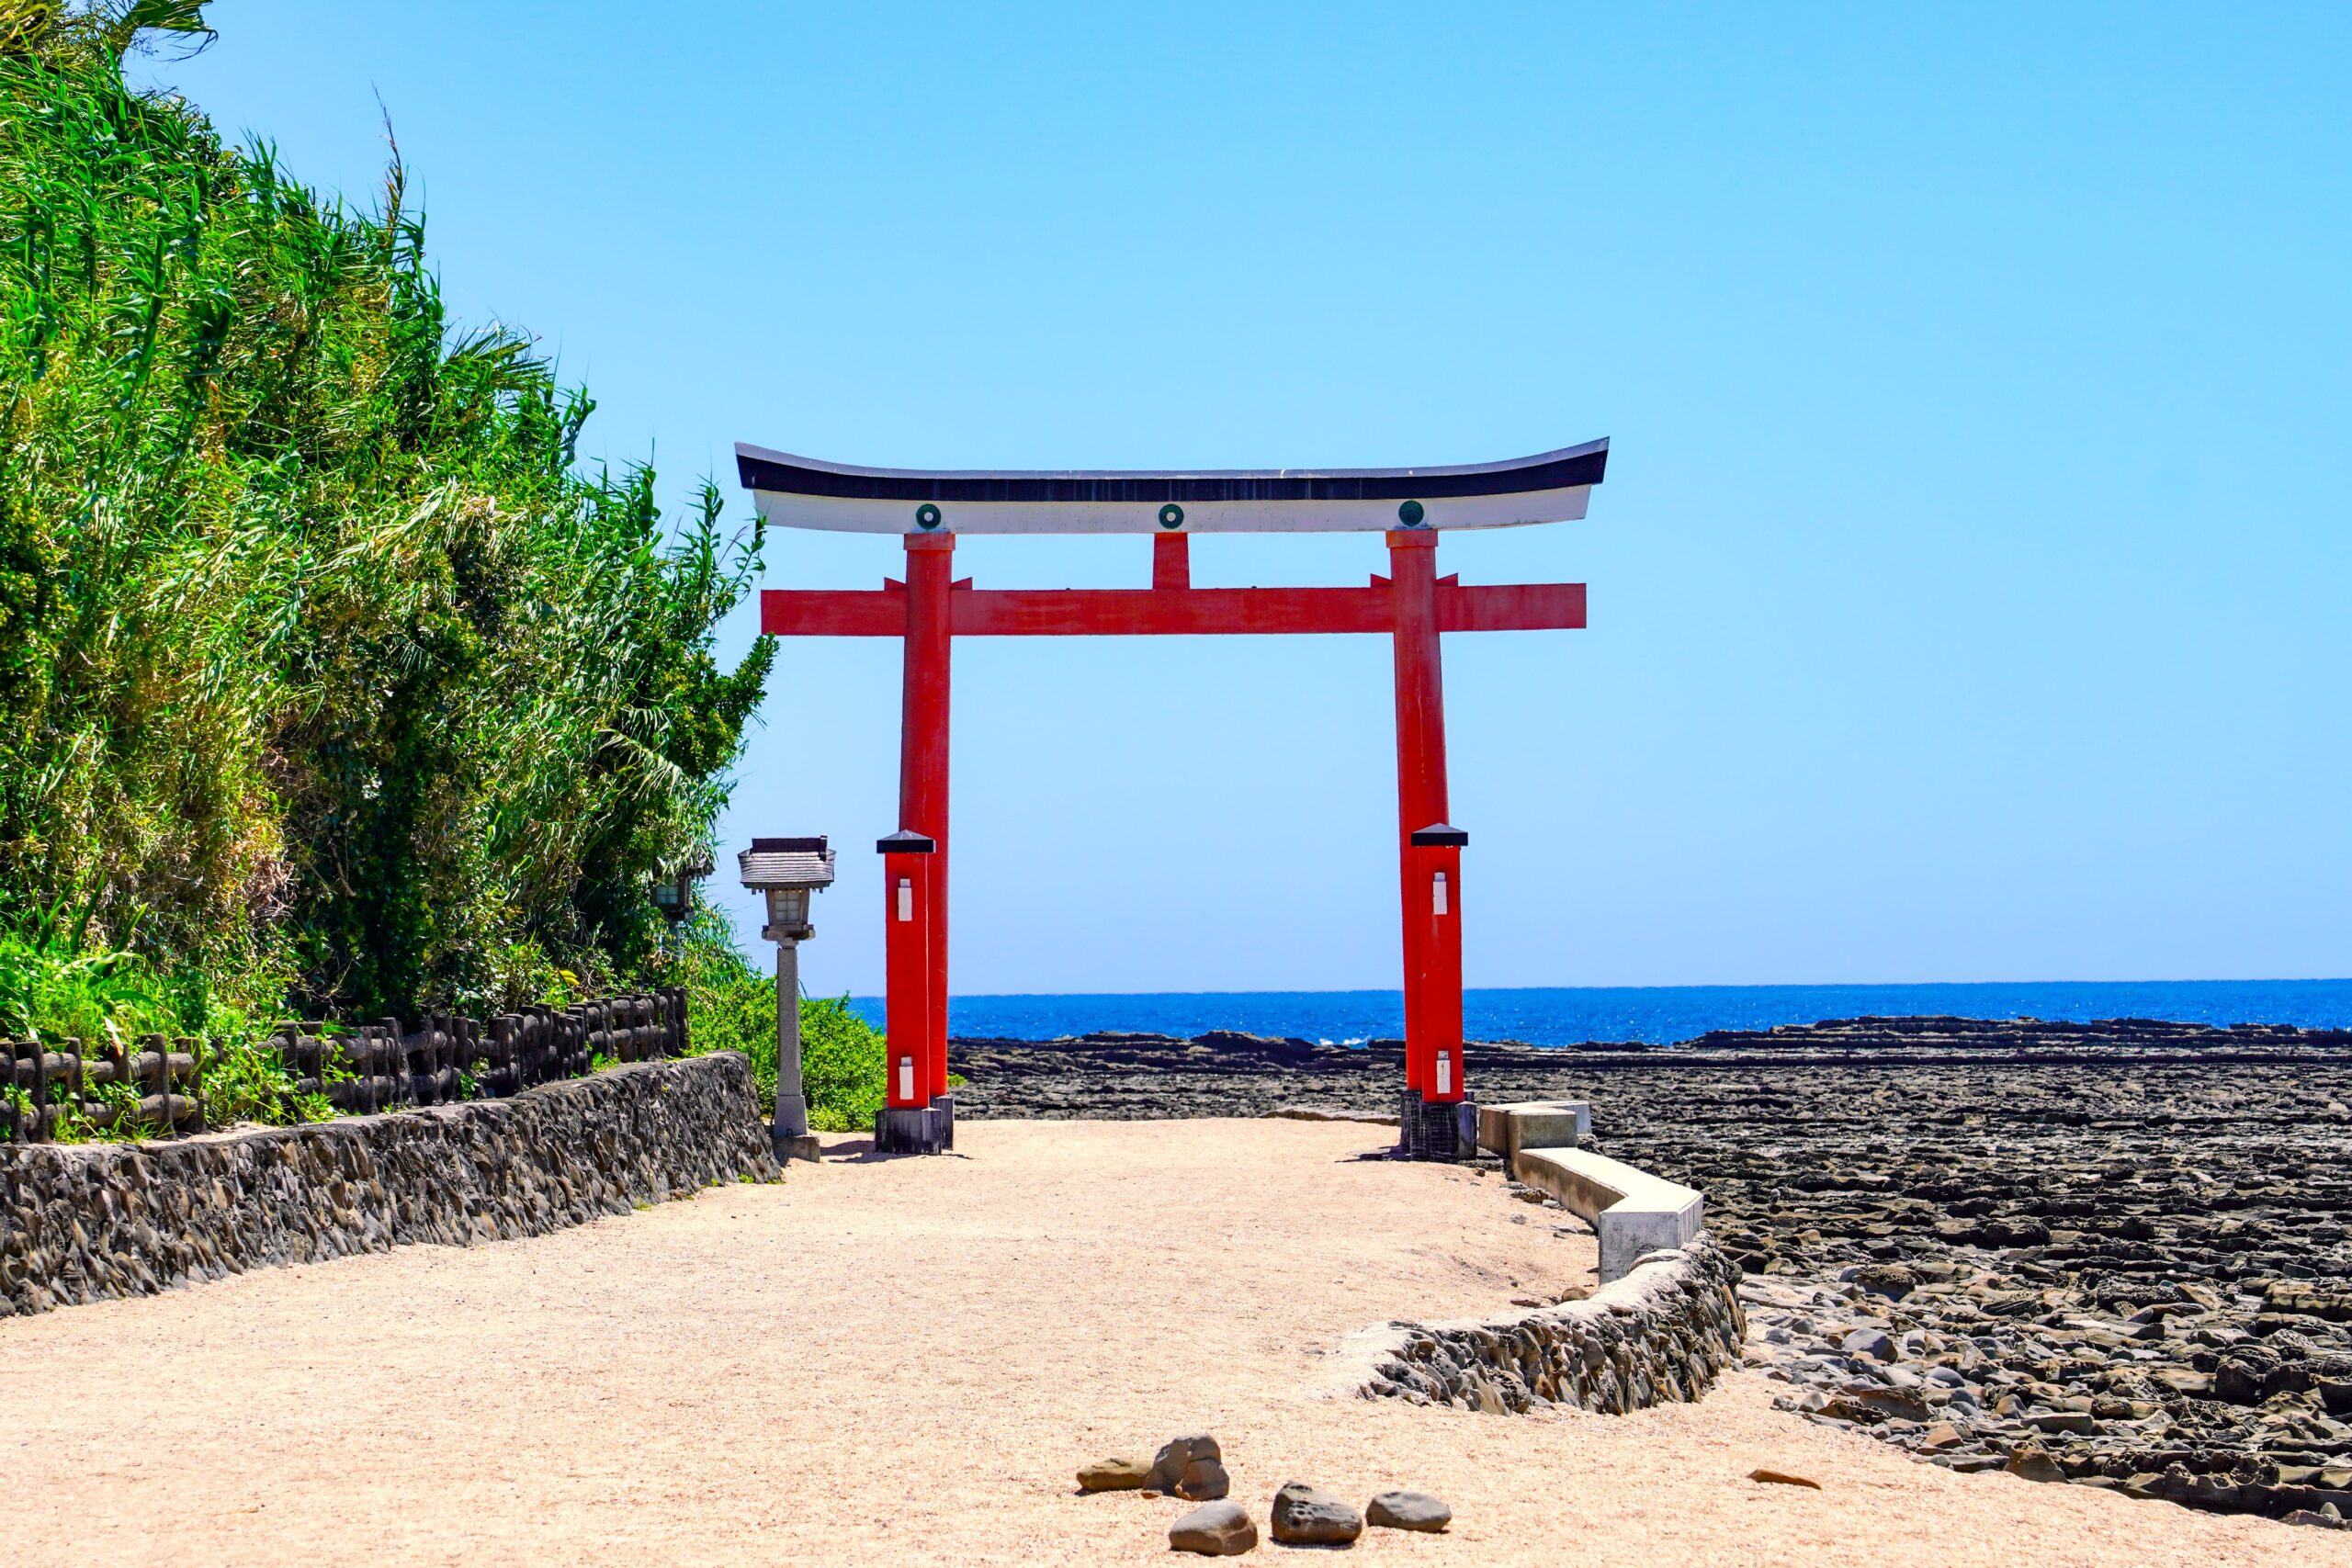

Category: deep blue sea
[846, 978, 2352, 1047]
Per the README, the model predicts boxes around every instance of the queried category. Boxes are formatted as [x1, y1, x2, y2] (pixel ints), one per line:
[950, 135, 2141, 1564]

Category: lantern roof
[739, 836, 836, 891]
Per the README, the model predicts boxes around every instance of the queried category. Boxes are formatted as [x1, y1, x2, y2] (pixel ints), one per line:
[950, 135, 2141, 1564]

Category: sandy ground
[3, 1119, 2344, 1568]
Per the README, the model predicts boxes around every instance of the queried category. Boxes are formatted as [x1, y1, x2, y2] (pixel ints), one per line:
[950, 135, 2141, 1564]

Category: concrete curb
[1516, 1147, 1707, 1283]
[1476, 1099, 1704, 1283]
[1475, 1098, 1589, 1165]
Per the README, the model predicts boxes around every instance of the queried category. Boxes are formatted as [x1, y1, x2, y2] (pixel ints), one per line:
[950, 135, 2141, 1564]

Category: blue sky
[141, 3, 2349, 996]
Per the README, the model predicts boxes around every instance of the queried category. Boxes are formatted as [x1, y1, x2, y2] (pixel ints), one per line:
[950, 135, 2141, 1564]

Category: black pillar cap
[876, 830, 937, 854]
[1409, 823, 1469, 847]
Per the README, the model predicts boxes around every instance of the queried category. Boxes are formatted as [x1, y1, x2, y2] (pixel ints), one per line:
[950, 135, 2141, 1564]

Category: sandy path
[1, 1119, 2340, 1567]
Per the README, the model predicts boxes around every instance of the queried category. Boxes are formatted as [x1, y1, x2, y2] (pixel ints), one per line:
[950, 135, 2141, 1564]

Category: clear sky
[138, 3, 2350, 997]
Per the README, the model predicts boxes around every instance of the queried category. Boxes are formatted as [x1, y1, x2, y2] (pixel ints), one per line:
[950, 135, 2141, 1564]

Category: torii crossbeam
[740, 439, 1609, 1157]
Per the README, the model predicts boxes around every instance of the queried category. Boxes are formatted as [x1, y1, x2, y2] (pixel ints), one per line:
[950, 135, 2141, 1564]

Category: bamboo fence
[2, 988, 688, 1144]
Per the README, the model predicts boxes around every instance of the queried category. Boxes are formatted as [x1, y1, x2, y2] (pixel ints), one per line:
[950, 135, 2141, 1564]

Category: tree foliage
[0, 6, 775, 1042]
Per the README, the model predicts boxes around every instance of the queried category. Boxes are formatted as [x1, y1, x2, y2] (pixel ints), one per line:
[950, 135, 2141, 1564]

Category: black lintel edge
[736, 447, 1608, 505]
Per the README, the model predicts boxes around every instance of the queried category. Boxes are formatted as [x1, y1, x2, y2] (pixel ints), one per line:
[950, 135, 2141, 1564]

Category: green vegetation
[0, 6, 888, 1133]
[671, 908, 888, 1132]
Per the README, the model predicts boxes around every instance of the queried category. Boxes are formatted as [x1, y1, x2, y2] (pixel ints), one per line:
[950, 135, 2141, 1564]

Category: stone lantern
[738, 836, 836, 1162]
[652, 850, 715, 923]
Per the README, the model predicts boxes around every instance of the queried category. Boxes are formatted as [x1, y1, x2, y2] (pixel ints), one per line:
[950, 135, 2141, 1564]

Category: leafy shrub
[0, 905, 313, 1129]
[0, 908, 177, 1047]
[797, 994, 888, 1133]
[666, 909, 887, 1132]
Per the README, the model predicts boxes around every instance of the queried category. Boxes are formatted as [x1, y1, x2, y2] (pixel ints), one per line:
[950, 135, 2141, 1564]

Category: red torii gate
[740, 440, 1608, 1156]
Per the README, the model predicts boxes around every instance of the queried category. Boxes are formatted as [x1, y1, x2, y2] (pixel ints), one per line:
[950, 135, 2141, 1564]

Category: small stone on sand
[1366, 1490, 1452, 1531]
[1169, 1500, 1257, 1555]
[1748, 1468, 1822, 1490]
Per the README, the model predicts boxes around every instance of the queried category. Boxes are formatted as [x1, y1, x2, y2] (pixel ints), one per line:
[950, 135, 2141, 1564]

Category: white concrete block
[1512, 1146, 1705, 1283]
[1475, 1100, 1590, 1165]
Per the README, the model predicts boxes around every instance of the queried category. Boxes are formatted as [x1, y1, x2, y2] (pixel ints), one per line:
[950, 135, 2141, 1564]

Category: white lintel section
[738, 485, 1594, 536]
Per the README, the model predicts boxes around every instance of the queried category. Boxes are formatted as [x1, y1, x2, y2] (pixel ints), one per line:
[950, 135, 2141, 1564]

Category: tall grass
[0, 4, 802, 1128]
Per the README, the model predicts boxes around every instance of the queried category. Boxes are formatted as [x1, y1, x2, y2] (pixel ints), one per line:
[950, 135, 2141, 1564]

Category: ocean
[846, 977, 2352, 1047]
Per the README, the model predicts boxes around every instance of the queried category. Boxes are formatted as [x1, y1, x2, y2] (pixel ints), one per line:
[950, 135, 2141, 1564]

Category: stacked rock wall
[1356, 1238, 1745, 1414]
[0, 1054, 775, 1317]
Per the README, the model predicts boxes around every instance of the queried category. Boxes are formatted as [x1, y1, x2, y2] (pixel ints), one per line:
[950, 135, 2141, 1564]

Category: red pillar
[879, 834, 934, 1108]
[1388, 529, 1462, 1102]
[1408, 830, 1467, 1100]
[901, 533, 954, 1100]
[1152, 531, 1191, 591]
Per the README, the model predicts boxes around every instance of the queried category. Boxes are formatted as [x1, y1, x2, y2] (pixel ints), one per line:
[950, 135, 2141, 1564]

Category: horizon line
[834, 975, 2352, 1001]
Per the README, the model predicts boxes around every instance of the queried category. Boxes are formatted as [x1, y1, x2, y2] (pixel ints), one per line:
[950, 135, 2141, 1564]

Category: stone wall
[0, 1054, 775, 1317]
[1351, 1237, 1746, 1415]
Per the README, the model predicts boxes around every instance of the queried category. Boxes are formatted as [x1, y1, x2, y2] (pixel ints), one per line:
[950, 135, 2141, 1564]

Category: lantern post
[739, 836, 837, 1163]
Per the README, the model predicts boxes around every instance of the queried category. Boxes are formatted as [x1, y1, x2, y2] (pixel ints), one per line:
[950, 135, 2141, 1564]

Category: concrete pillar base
[1396, 1089, 1476, 1161]
[771, 1126, 822, 1164]
[875, 1103, 951, 1156]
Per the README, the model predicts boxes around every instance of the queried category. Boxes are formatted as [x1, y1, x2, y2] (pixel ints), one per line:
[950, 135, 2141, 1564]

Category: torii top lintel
[734, 438, 1607, 535]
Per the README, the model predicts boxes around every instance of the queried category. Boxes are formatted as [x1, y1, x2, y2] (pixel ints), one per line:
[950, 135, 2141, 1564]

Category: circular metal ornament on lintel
[914, 503, 943, 530]
[1397, 500, 1426, 526]
[1159, 503, 1185, 529]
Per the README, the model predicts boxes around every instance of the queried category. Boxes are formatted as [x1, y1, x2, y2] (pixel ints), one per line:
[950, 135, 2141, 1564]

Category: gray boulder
[1840, 1327, 1896, 1362]
[1270, 1483, 1363, 1545]
[1145, 1433, 1229, 1500]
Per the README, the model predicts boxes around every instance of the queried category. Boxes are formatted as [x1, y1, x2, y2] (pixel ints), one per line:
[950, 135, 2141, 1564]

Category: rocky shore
[949, 1016, 2352, 1525]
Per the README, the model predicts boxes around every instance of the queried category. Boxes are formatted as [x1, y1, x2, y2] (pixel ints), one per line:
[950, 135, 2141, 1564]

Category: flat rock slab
[1076, 1456, 1147, 1492]
[1367, 1490, 1452, 1531]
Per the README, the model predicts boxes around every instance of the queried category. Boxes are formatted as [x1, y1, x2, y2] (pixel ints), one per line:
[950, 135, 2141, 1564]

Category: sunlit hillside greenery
[0, 4, 852, 1126]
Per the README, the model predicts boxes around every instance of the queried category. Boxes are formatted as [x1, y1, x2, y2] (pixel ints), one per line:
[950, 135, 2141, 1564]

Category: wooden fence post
[175, 1036, 202, 1134]
[6, 1040, 27, 1143]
